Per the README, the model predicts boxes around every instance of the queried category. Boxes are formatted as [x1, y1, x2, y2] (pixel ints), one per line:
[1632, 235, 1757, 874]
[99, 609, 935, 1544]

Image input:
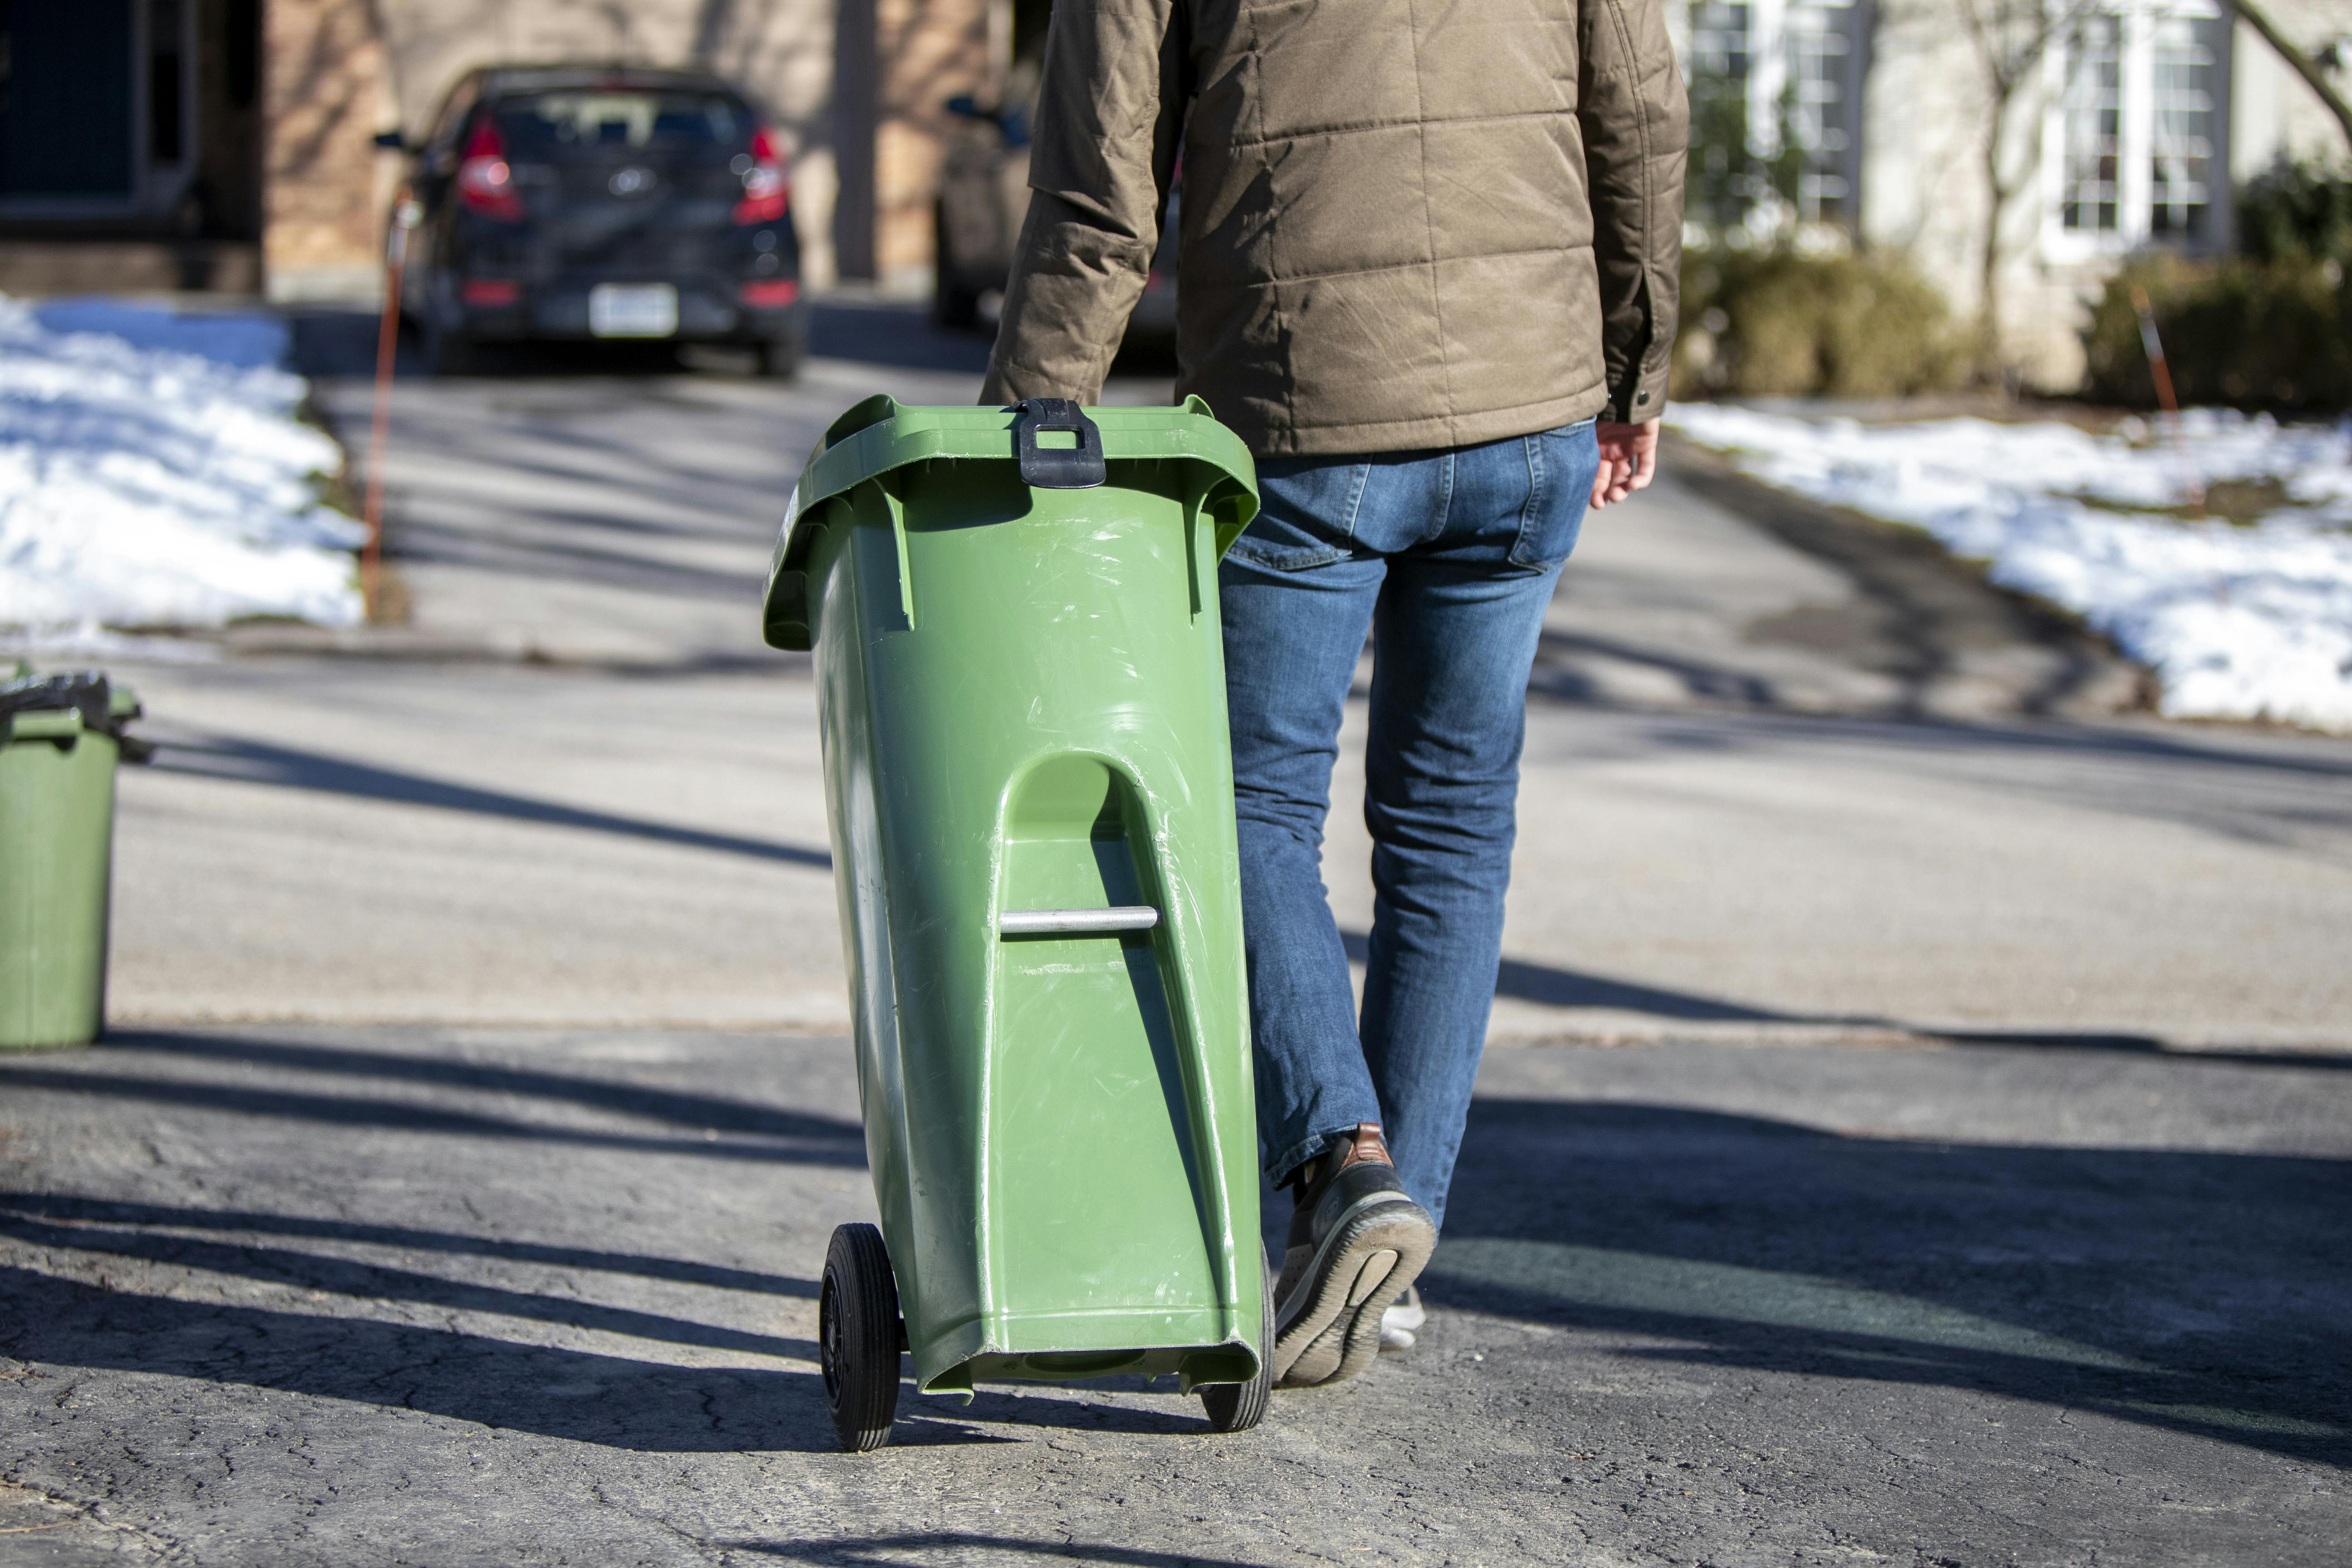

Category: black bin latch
[1012, 398, 1107, 490]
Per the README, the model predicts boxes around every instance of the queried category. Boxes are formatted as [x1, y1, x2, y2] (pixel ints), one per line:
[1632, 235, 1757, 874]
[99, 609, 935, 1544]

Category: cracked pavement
[1, 1027, 2347, 1565]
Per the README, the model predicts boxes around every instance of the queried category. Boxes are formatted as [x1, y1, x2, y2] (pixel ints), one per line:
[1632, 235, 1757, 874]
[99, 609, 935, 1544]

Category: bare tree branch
[1952, 0, 2104, 375]
[2230, 0, 2352, 151]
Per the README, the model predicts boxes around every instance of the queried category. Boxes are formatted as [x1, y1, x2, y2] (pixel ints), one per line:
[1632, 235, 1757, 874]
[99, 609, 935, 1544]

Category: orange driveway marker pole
[2131, 283, 2205, 513]
[363, 202, 417, 619]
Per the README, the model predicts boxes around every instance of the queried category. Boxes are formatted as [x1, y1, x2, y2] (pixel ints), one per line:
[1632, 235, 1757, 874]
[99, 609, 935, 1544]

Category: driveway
[2, 1026, 2345, 1564]
[1, 298, 2344, 1563]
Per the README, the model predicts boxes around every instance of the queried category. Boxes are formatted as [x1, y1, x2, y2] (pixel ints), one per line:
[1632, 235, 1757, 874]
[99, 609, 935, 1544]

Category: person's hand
[1590, 418, 1660, 509]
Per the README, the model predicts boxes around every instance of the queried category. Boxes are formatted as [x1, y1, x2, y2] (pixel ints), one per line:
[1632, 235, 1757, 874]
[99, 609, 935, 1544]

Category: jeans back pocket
[1223, 457, 1371, 572]
[1507, 420, 1600, 570]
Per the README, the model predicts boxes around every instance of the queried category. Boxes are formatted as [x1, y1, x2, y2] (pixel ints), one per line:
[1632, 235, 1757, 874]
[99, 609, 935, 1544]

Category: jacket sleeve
[980, 0, 1188, 406]
[1579, 0, 1688, 423]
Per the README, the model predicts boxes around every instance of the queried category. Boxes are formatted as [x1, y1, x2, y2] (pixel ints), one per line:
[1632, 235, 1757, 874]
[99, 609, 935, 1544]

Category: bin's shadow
[0, 1027, 1223, 1453]
[0, 1252, 1218, 1453]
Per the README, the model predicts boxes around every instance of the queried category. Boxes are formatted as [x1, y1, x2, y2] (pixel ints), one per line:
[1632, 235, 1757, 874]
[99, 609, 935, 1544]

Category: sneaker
[1270, 1125, 1436, 1389]
[1380, 1284, 1425, 1353]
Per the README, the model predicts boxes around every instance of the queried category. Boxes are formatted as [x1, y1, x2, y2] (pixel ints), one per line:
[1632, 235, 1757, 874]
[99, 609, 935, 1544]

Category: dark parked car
[934, 62, 1176, 349]
[383, 64, 807, 377]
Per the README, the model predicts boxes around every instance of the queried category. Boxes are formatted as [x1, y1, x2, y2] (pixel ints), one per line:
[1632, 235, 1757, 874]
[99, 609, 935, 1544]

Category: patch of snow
[0, 295, 364, 632]
[1668, 403, 2352, 732]
[0, 619, 223, 665]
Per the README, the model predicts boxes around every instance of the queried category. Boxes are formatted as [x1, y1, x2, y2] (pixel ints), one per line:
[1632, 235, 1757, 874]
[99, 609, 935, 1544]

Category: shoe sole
[1272, 1194, 1435, 1390]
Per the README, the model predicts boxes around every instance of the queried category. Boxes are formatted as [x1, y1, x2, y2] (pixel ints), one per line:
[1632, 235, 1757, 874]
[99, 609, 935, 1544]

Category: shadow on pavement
[0, 1264, 838, 1453]
[1338, 928, 2351, 1062]
[153, 734, 835, 870]
[286, 297, 991, 381]
[1435, 1096, 2352, 1467]
[808, 297, 993, 374]
[1, 1027, 866, 1169]
[114, 1031, 863, 1143]
[0, 1194, 817, 1297]
[0, 1207, 812, 1359]
[1339, 927, 1783, 1024]
[1531, 627, 1782, 711]
[7, 1030, 2347, 1459]
[724, 1536, 1280, 1567]
[0, 1061, 868, 1166]
[1656, 445, 2138, 722]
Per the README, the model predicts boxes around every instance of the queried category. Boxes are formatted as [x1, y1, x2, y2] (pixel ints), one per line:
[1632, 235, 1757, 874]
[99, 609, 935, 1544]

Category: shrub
[2237, 157, 2352, 267]
[2080, 251, 2352, 412]
[1672, 246, 1966, 400]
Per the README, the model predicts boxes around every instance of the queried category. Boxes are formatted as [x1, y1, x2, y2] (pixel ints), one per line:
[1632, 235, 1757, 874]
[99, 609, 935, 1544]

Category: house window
[1684, 0, 1865, 231]
[2059, 15, 2122, 232]
[2050, 0, 2225, 248]
[2147, 12, 2216, 238]
[1779, 0, 1858, 223]
[0, 0, 193, 215]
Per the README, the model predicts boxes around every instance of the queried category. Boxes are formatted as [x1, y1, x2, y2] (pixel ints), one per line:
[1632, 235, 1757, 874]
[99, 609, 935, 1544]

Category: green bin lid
[762, 396, 1260, 650]
[0, 670, 150, 759]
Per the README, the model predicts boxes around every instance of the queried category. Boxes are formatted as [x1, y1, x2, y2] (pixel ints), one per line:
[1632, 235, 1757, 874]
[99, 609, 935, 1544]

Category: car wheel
[420, 306, 474, 377]
[933, 202, 981, 330]
[757, 327, 805, 380]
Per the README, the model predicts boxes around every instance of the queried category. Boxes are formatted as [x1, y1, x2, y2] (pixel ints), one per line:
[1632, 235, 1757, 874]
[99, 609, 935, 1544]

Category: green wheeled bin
[1, 671, 150, 1051]
[762, 395, 1269, 1450]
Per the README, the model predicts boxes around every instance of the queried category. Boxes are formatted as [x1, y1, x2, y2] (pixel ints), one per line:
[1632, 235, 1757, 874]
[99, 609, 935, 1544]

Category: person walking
[982, 0, 1687, 1390]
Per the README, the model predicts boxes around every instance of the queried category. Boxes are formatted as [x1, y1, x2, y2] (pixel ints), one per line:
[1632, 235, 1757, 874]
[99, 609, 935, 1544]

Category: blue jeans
[1219, 422, 1598, 1231]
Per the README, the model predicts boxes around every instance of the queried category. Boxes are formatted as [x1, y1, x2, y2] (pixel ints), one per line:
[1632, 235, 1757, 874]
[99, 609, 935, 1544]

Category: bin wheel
[820, 1222, 903, 1452]
[1198, 1248, 1274, 1433]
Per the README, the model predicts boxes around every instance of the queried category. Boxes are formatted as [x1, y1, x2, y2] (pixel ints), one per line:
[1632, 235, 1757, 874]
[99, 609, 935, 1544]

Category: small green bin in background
[1, 671, 149, 1051]
[763, 395, 1267, 1449]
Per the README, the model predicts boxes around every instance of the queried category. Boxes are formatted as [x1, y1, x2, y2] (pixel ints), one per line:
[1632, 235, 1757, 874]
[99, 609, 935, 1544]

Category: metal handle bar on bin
[998, 906, 1160, 936]
[1012, 398, 1107, 490]
[3, 709, 83, 745]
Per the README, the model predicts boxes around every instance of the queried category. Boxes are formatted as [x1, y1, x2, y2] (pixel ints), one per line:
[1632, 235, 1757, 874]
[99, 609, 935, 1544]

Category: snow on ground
[0, 295, 364, 634]
[1669, 403, 2352, 732]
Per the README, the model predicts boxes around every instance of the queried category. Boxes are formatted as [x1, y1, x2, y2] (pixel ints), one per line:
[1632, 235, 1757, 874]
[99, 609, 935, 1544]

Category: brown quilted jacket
[980, 0, 1689, 456]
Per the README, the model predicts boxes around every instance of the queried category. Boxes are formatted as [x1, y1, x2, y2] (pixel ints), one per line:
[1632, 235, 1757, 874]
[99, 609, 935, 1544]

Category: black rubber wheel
[820, 1222, 903, 1452]
[1199, 1248, 1274, 1433]
[757, 326, 805, 380]
[420, 308, 474, 377]
[933, 202, 982, 329]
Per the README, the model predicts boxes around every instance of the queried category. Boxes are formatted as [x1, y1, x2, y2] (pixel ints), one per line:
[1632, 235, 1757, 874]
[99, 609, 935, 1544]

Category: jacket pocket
[1508, 420, 1599, 570]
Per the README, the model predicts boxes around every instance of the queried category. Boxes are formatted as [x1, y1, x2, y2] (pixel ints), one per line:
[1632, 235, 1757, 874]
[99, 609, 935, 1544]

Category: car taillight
[740, 280, 799, 307]
[457, 119, 526, 222]
[734, 126, 790, 226]
[461, 278, 521, 306]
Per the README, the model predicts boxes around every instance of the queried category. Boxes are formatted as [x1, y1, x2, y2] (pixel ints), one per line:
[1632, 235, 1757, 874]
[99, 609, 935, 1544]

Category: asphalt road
[2, 300, 2347, 1562]
[1, 1027, 2345, 1565]
[93, 300, 2352, 1044]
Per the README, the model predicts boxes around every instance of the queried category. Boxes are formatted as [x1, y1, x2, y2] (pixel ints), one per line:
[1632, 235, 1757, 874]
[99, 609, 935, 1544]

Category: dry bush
[2081, 252, 2352, 412]
[1673, 246, 1966, 400]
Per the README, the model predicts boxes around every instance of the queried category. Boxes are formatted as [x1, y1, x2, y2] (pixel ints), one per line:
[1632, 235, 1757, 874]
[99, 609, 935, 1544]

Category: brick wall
[262, 0, 392, 299]
[872, 0, 989, 284]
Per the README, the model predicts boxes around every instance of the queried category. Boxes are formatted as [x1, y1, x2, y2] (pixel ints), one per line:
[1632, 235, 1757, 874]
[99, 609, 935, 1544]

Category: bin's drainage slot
[999, 906, 1160, 937]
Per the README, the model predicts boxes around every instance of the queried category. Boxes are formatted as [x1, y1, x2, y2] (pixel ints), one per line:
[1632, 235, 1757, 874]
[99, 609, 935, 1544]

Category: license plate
[589, 283, 678, 338]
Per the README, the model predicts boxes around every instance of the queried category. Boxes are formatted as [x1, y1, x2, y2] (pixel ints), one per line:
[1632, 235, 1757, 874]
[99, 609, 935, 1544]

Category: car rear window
[494, 91, 746, 152]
